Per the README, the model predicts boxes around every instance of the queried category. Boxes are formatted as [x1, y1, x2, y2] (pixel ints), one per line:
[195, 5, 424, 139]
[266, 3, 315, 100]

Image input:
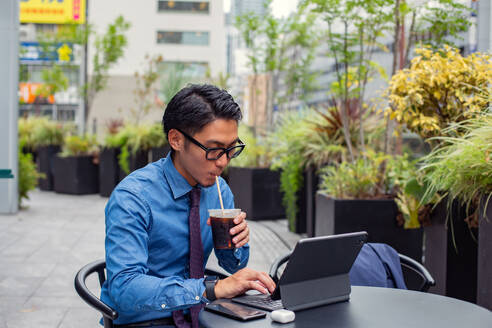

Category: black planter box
[315, 193, 423, 262]
[99, 147, 121, 197]
[36, 145, 61, 191]
[52, 155, 99, 194]
[119, 149, 149, 181]
[423, 200, 478, 303]
[477, 198, 491, 310]
[228, 167, 285, 220]
[150, 145, 171, 162]
[290, 168, 319, 234]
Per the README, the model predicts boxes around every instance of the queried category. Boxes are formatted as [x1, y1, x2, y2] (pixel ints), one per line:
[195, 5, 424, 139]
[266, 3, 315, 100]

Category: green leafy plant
[387, 46, 492, 142]
[147, 123, 167, 149]
[18, 116, 37, 150]
[269, 110, 315, 228]
[29, 116, 65, 148]
[420, 111, 492, 227]
[84, 16, 131, 122]
[229, 124, 271, 168]
[18, 141, 44, 208]
[319, 151, 390, 200]
[115, 123, 165, 174]
[34, 64, 69, 102]
[130, 54, 164, 124]
[236, 1, 319, 132]
[60, 134, 98, 157]
[387, 154, 438, 228]
[301, 0, 394, 161]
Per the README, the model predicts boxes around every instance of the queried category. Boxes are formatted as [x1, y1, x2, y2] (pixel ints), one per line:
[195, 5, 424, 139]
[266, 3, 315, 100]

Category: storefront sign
[20, 0, 86, 24]
[19, 83, 55, 104]
[20, 42, 74, 62]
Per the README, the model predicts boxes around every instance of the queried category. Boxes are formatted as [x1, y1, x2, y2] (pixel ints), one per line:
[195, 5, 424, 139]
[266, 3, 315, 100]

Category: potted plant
[268, 110, 315, 233]
[315, 151, 424, 262]
[99, 119, 125, 197]
[386, 45, 492, 303]
[269, 102, 382, 234]
[29, 117, 65, 191]
[52, 134, 99, 194]
[420, 112, 492, 309]
[118, 123, 155, 180]
[18, 116, 38, 162]
[227, 125, 284, 221]
[148, 123, 170, 162]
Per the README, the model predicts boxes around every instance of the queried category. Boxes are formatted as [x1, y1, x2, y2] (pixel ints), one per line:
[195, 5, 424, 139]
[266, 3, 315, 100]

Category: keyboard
[232, 294, 284, 311]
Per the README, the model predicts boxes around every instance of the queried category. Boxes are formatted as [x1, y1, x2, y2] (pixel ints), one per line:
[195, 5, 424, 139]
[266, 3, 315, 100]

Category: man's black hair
[162, 84, 242, 139]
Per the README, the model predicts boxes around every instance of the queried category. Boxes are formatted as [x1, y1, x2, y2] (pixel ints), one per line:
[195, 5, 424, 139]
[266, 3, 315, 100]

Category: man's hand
[207, 211, 249, 248]
[213, 268, 276, 299]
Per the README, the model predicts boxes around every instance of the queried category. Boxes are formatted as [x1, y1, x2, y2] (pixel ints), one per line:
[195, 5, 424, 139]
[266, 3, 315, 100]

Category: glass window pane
[157, 31, 209, 46]
[158, 1, 209, 13]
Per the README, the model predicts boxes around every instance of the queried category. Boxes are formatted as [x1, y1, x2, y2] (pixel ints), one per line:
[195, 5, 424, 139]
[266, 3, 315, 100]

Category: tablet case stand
[280, 273, 351, 310]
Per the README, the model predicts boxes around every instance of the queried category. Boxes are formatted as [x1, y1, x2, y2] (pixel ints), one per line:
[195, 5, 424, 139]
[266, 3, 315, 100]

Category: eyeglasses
[176, 128, 246, 161]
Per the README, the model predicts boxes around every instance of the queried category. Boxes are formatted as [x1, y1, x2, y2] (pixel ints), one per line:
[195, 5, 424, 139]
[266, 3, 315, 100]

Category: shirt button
[195, 296, 200, 301]
[161, 304, 166, 309]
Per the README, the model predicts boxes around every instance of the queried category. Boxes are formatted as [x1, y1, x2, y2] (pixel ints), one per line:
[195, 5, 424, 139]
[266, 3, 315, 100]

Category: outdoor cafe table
[199, 286, 492, 328]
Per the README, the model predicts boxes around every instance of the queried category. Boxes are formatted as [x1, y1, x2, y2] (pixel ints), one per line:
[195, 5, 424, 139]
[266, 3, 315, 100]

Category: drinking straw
[215, 176, 225, 215]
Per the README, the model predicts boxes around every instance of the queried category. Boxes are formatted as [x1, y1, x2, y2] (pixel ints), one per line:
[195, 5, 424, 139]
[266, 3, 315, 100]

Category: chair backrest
[74, 259, 118, 328]
[74, 260, 229, 328]
[269, 244, 436, 293]
[398, 253, 436, 292]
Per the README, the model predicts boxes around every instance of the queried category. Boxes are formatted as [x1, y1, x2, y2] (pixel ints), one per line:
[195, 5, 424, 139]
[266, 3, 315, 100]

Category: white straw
[215, 176, 225, 214]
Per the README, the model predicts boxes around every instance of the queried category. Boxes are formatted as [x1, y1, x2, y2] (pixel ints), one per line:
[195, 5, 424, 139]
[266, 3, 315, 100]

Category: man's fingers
[247, 281, 269, 294]
[230, 221, 247, 235]
[235, 235, 249, 248]
[232, 226, 249, 244]
[256, 271, 276, 293]
[234, 212, 246, 224]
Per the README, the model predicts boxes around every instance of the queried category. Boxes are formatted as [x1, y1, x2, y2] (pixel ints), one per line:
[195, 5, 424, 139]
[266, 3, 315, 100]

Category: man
[101, 84, 276, 328]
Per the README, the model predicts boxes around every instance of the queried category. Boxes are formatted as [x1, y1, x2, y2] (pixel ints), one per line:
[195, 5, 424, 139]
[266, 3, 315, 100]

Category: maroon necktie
[173, 187, 204, 328]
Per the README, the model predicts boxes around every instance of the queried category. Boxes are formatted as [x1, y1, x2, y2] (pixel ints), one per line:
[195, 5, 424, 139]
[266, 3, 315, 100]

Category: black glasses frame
[176, 128, 245, 161]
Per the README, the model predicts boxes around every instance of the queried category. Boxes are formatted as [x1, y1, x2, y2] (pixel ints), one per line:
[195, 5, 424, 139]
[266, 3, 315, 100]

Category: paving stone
[0, 296, 29, 318]
[0, 261, 56, 278]
[23, 296, 86, 309]
[4, 307, 67, 328]
[57, 307, 101, 328]
[0, 276, 45, 297]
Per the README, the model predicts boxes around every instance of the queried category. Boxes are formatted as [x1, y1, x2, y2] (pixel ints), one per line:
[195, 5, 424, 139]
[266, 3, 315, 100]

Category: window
[157, 31, 209, 46]
[158, 61, 209, 103]
[158, 1, 209, 14]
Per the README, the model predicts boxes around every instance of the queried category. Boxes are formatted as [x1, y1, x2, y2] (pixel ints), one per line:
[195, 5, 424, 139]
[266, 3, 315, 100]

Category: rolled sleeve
[215, 245, 250, 273]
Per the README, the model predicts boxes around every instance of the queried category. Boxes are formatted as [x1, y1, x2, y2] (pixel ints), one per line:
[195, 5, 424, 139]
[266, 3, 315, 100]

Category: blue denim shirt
[100, 153, 249, 325]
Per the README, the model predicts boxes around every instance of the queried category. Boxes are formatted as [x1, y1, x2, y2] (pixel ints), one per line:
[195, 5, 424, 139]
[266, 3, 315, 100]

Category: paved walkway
[0, 190, 302, 327]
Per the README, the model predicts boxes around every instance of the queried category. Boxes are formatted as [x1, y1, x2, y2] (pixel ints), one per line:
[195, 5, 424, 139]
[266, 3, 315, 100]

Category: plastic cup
[208, 209, 241, 249]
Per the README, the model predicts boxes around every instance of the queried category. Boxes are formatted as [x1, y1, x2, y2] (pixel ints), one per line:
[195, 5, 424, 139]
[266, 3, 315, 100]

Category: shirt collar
[162, 152, 194, 200]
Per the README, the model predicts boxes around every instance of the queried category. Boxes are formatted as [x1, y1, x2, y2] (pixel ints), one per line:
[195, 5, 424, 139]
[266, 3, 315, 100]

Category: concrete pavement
[0, 190, 302, 327]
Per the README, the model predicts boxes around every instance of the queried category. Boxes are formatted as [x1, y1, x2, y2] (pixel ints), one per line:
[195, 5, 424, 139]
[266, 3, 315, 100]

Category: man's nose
[215, 153, 229, 168]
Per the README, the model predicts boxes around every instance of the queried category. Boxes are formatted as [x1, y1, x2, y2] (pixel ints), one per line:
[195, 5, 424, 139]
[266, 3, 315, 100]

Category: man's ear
[168, 129, 183, 152]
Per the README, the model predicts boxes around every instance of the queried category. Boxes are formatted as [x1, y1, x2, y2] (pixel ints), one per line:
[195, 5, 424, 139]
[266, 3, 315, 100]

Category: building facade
[88, 0, 226, 134]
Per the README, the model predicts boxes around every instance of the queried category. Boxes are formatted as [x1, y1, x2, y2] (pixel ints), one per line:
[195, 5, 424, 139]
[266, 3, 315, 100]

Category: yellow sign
[20, 0, 86, 24]
[57, 43, 72, 61]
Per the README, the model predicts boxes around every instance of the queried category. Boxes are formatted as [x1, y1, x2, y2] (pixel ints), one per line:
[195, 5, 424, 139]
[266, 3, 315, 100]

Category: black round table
[199, 286, 492, 328]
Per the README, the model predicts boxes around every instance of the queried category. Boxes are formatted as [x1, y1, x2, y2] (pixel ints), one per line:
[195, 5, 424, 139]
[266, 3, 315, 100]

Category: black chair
[74, 259, 229, 327]
[398, 253, 436, 292]
[268, 250, 436, 292]
[74, 259, 117, 328]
